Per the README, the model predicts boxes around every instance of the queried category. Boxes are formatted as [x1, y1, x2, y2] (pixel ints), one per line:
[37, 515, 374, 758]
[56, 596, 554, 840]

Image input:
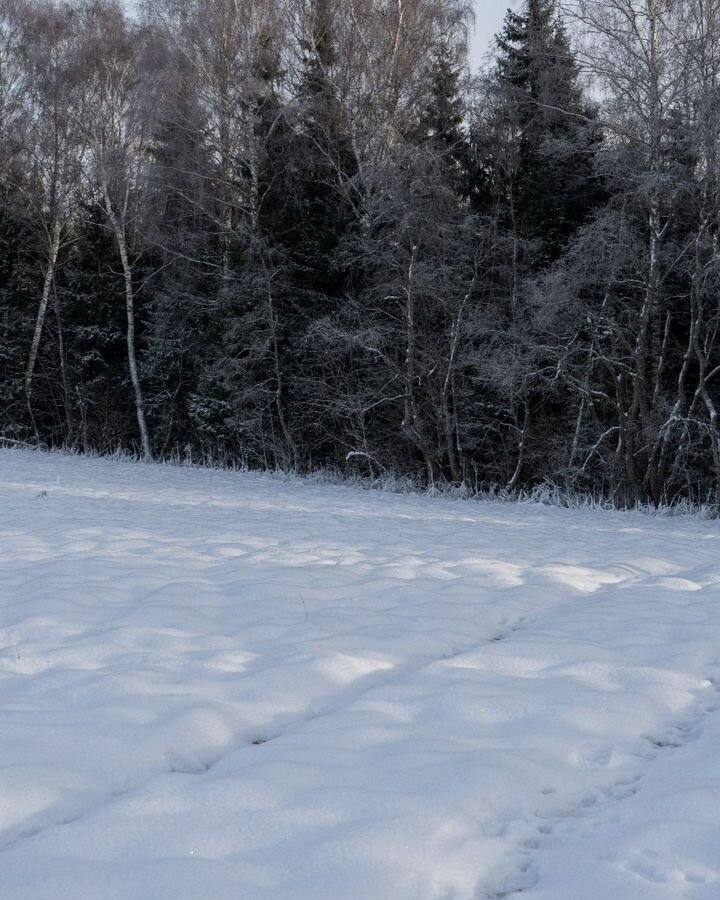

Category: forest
[2, 0, 720, 509]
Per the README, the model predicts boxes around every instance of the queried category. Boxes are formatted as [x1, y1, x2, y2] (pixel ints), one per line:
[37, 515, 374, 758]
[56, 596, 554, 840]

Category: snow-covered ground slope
[1, 451, 719, 900]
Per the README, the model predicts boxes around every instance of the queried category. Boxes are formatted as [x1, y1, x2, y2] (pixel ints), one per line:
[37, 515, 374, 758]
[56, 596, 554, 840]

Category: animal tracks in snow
[474, 666, 720, 900]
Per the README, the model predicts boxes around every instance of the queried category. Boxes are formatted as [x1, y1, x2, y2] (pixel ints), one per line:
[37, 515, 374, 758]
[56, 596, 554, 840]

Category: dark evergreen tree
[142, 58, 220, 457]
[0, 189, 36, 442]
[412, 37, 468, 190]
[488, 0, 603, 263]
[247, 0, 360, 465]
[260, 0, 358, 299]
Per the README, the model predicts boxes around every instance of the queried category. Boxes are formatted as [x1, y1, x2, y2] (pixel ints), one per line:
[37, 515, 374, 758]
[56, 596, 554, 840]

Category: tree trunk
[625, 202, 662, 502]
[25, 218, 62, 403]
[440, 272, 474, 484]
[267, 278, 297, 469]
[507, 401, 530, 492]
[53, 283, 74, 445]
[102, 183, 153, 461]
[401, 244, 434, 480]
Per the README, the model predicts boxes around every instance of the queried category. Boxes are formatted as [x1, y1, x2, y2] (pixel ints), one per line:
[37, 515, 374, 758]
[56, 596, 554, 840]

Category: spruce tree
[413, 38, 468, 190]
[491, 0, 602, 263]
[0, 191, 35, 442]
[260, 0, 357, 299]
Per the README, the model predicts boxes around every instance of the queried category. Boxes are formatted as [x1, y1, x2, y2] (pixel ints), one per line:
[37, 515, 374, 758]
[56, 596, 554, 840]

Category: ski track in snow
[1, 450, 719, 900]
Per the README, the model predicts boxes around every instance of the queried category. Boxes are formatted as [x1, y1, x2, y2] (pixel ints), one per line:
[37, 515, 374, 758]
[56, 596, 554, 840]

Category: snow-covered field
[1, 450, 719, 900]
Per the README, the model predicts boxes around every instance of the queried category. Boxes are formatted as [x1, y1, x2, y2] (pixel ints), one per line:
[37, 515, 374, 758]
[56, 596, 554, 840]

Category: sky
[470, 0, 521, 69]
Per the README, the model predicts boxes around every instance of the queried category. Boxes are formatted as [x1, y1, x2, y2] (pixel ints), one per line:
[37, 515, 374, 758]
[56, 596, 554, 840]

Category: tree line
[2, 0, 720, 508]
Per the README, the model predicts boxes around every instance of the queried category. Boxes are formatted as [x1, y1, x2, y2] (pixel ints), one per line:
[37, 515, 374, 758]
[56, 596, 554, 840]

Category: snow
[1, 450, 719, 900]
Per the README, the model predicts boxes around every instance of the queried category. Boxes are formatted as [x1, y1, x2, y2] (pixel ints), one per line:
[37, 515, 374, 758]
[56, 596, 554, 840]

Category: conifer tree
[412, 36, 469, 193]
[491, 0, 602, 263]
[261, 0, 357, 299]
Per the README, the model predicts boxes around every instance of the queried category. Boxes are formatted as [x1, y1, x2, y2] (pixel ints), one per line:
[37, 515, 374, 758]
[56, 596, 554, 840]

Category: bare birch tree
[19, 0, 84, 435]
[78, 0, 156, 459]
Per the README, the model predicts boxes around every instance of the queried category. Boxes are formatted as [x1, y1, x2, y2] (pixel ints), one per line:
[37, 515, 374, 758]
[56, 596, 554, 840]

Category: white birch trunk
[25, 218, 62, 400]
[102, 181, 153, 461]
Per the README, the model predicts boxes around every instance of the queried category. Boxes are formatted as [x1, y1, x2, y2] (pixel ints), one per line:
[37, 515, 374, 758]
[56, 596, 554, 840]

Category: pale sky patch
[470, 0, 521, 70]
